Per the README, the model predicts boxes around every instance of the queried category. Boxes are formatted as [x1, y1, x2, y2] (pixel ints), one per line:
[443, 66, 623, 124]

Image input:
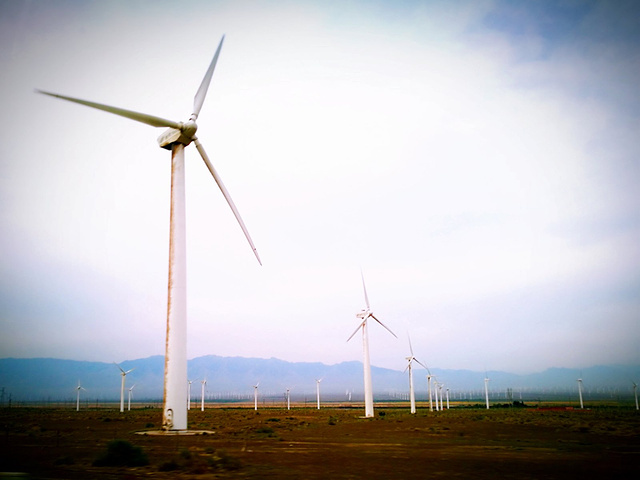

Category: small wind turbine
[253, 383, 260, 411]
[286, 388, 291, 410]
[316, 379, 323, 410]
[347, 272, 397, 417]
[37, 36, 261, 431]
[404, 334, 427, 414]
[200, 378, 207, 412]
[75, 381, 86, 412]
[426, 373, 434, 411]
[128, 384, 136, 411]
[577, 377, 584, 409]
[187, 379, 196, 410]
[633, 382, 639, 411]
[115, 363, 135, 413]
[446, 387, 450, 410]
[484, 375, 490, 410]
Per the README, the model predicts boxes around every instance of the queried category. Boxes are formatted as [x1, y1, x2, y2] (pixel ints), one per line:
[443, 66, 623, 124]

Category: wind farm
[3, 0, 640, 478]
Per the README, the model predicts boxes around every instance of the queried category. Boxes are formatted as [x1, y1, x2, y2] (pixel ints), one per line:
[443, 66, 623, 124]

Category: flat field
[1, 404, 639, 479]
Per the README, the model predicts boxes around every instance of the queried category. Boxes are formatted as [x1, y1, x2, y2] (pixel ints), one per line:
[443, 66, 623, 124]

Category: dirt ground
[1, 404, 639, 479]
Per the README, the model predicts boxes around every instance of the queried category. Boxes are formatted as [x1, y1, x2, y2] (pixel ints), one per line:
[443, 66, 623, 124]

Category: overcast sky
[1, 0, 639, 375]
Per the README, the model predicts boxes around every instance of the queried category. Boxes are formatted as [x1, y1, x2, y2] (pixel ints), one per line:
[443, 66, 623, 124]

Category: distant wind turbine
[404, 334, 427, 414]
[316, 379, 323, 410]
[446, 387, 450, 410]
[577, 377, 584, 409]
[633, 382, 639, 411]
[115, 363, 134, 413]
[75, 381, 86, 412]
[426, 373, 434, 412]
[128, 384, 136, 411]
[37, 35, 261, 431]
[484, 375, 490, 410]
[253, 383, 260, 411]
[347, 272, 397, 417]
[201, 378, 207, 412]
[286, 388, 291, 410]
[187, 379, 195, 410]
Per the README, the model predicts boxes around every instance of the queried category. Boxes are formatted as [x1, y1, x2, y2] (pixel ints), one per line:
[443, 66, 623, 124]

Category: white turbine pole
[200, 379, 207, 412]
[484, 376, 490, 410]
[316, 379, 322, 410]
[633, 382, 638, 411]
[439, 383, 444, 411]
[446, 388, 450, 410]
[408, 361, 415, 414]
[427, 375, 433, 412]
[434, 381, 439, 411]
[577, 378, 584, 409]
[286, 388, 291, 410]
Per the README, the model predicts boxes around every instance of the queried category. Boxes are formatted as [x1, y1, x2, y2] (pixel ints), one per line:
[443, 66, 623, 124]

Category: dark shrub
[93, 439, 149, 467]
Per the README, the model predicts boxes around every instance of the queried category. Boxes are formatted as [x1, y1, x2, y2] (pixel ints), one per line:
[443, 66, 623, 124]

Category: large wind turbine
[115, 363, 135, 413]
[404, 335, 427, 414]
[75, 381, 86, 412]
[37, 36, 261, 431]
[347, 272, 397, 418]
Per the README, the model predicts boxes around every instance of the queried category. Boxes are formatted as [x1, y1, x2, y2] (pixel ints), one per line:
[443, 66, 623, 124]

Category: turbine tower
[404, 334, 427, 414]
[200, 378, 207, 412]
[37, 36, 261, 431]
[426, 373, 434, 411]
[484, 375, 490, 410]
[286, 388, 291, 410]
[253, 383, 260, 411]
[128, 384, 136, 411]
[316, 379, 323, 410]
[347, 272, 397, 418]
[115, 363, 135, 413]
[75, 381, 86, 412]
[187, 379, 195, 410]
[633, 382, 639, 411]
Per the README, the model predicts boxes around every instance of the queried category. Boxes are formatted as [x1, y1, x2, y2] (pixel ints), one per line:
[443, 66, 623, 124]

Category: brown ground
[1, 404, 639, 479]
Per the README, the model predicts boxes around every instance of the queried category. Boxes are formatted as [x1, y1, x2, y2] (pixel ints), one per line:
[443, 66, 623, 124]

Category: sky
[1, 0, 639, 375]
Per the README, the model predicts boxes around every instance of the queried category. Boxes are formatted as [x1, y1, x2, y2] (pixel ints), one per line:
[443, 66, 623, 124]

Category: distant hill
[0, 356, 638, 403]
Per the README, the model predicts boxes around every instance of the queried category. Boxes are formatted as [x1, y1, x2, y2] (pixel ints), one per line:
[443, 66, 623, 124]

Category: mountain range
[1, 355, 638, 403]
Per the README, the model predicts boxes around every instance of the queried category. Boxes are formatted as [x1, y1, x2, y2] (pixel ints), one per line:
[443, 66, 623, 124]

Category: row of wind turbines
[39, 35, 639, 431]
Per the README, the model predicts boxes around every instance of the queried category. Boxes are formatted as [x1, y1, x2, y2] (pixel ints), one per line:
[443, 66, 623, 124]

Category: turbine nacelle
[158, 120, 198, 149]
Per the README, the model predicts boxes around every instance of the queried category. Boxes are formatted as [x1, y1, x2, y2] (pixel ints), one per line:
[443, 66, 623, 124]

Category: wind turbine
[577, 377, 584, 409]
[286, 388, 291, 410]
[200, 378, 207, 412]
[633, 382, 639, 411]
[75, 381, 86, 412]
[253, 383, 260, 411]
[37, 36, 261, 431]
[115, 363, 135, 413]
[404, 334, 427, 414]
[484, 375, 490, 410]
[426, 373, 434, 412]
[128, 384, 136, 411]
[187, 379, 195, 410]
[347, 272, 397, 418]
[316, 379, 323, 410]
[446, 387, 450, 410]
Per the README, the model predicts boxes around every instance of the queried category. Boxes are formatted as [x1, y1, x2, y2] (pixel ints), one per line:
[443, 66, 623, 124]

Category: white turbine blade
[360, 270, 370, 310]
[125, 368, 135, 375]
[193, 138, 262, 265]
[370, 314, 397, 338]
[36, 90, 181, 129]
[114, 362, 125, 374]
[347, 321, 365, 342]
[192, 35, 224, 119]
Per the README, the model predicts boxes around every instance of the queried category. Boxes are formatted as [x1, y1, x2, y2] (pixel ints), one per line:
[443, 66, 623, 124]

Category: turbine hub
[157, 120, 198, 149]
